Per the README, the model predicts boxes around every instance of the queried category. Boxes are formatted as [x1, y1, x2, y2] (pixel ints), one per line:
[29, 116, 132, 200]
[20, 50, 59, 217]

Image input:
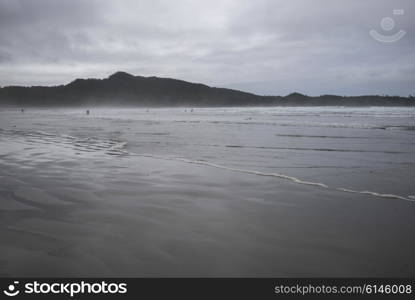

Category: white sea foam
[174, 158, 329, 188]
[128, 152, 415, 202]
[336, 188, 414, 202]
[124, 152, 328, 187]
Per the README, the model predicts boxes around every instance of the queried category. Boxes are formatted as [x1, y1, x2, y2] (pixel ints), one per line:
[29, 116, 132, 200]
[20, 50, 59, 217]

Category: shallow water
[0, 106, 415, 276]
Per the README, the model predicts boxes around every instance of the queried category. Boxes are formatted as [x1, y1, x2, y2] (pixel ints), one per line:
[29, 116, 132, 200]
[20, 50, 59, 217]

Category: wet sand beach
[0, 107, 414, 276]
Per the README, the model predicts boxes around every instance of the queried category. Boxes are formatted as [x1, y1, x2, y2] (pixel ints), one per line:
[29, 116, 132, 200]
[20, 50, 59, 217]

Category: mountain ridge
[0, 72, 414, 107]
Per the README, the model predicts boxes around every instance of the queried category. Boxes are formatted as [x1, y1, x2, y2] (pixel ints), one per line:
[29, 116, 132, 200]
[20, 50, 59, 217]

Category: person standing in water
[86, 110, 90, 115]
[21, 108, 24, 113]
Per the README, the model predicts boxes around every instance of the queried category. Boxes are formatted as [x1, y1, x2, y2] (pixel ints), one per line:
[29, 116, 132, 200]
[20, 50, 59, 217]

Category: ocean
[0, 106, 414, 276]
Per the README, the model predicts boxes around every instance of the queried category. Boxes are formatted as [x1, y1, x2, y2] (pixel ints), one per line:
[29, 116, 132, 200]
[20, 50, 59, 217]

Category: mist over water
[1, 106, 415, 276]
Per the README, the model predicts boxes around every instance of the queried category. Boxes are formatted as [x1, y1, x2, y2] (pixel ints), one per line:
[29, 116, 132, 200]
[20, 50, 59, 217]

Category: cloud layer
[0, 0, 414, 95]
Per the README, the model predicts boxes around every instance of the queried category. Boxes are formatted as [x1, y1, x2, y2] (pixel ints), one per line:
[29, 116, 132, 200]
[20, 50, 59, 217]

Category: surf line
[175, 157, 328, 188]
[129, 152, 327, 188]
[336, 188, 414, 202]
[129, 152, 414, 202]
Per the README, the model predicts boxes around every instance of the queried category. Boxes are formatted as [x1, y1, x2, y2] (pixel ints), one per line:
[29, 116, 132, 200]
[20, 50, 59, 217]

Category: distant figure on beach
[191, 108, 194, 113]
[21, 108, 24, 113]
[86, 110, 90, 115]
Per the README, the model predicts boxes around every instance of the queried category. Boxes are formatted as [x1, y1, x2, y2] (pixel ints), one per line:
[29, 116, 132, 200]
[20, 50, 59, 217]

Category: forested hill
[0, 72, 414, 106]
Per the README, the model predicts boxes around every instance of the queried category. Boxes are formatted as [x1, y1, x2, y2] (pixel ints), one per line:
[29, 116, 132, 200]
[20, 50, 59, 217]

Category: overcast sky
[0, 0, 414, 96]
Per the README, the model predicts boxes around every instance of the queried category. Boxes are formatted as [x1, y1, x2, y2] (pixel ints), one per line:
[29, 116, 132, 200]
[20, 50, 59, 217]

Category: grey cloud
[0, 0, 414, 95]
